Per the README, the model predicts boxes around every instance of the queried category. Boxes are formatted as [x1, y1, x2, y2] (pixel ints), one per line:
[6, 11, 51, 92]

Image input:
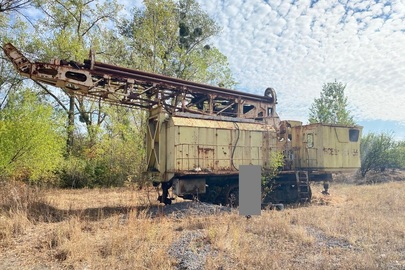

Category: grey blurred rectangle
[239, 165, 261, 216]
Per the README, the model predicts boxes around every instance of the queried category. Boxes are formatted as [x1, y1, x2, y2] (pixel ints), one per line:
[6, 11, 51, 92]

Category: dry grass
[1, 176, 405, 270]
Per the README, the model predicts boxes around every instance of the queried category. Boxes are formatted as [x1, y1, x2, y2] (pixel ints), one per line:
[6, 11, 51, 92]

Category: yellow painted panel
[292, 124, 362, 171]
[167, 117, 273, 173]
[171, 117, 267, 131]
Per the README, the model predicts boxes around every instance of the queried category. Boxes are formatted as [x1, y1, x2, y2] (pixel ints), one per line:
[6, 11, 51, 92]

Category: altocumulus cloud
[197, 0, 405, 136]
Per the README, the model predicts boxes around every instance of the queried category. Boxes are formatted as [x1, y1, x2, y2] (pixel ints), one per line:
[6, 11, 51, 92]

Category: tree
[0, 4, 29, 109]
[387, 140, 405, 170]
[119, 0, 236, 87]
[24, 0, 121, 152]
[360, 132, 400, 177]
[0, 89, 64, 182]
[58, 106, 147, 188]
[398, 141, 405, 168]
[308, 81, 355, 125]
[93, 106, 147, 187]
[0, 46, 24, 109]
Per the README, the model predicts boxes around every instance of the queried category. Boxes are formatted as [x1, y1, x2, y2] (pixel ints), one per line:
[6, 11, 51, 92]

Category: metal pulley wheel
[264, 87, 276, 102]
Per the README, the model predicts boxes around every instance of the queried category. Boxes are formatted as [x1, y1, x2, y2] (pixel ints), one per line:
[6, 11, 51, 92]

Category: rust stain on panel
[323, 147, 339, 155]
[198, 146, 215, 155]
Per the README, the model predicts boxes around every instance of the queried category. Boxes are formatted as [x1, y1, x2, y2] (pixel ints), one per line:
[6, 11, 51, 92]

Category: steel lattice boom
[3, 43, 279, 122]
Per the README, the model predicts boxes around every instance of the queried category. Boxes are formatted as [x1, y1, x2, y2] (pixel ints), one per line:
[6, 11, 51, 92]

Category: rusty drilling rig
[3, 43, 361, 206]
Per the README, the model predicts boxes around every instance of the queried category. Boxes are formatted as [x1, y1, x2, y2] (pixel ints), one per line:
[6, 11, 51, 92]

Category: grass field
[1, 173, 405, 270]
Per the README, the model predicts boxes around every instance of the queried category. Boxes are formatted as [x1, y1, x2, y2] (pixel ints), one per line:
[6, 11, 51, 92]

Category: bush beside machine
[3, 43, 362, 206]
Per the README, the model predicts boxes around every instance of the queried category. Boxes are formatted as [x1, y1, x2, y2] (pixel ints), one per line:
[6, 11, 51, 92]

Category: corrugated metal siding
[167, 117, 271, 173]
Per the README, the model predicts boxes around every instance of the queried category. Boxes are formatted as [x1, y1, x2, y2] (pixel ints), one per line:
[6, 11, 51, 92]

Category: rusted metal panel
[165, 116, 275, 174]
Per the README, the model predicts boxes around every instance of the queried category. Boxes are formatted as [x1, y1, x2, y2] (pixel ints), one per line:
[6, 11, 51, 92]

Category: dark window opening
[349, 129, 359, 142]
[243, 104, 255, 114]
[267, 107, 273, 116]
[38, 68, 58, 76]
[66, 71, 87, 82]
[190, 94, 208, 110]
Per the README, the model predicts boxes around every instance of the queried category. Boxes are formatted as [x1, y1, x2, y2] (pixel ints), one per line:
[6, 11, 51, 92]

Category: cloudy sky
[193, 0, 405, 139]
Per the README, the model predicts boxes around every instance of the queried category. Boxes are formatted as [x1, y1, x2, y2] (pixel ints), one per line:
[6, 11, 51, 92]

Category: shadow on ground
[24, 202, 147, 222]
[13, 200, 232, 223]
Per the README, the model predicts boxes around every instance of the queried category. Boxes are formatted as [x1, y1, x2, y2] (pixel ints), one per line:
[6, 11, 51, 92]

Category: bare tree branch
[34, 81, 69, 112]
[38, 4, 57, 23]
[83, 0, 95, 6]
[14, 8, 35, 27]
[53, 0, 79, 24]
[0, 88, 10, 108]
[0, 0, 32, 13]
[81, 14, 111, 37]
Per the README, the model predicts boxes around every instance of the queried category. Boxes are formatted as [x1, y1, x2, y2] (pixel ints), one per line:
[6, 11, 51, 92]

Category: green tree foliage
[1, 6, 28, 105]
[28, 0, 122, 149]
[309, 81, 355, 125]
[360, 132, 403, 177]
[59, 106, 147, 188]
[96, 107, 146, 186]
[0, 89, 64, 182]
[119, 0, 236, 87]
[395, 141, 405, 168]
[31, 0, 121, 61]
[261, 151, 284, 200]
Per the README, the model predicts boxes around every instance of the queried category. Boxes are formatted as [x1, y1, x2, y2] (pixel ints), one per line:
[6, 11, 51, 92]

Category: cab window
[307, 133, 314, 148]
[349, 129, 359, 142]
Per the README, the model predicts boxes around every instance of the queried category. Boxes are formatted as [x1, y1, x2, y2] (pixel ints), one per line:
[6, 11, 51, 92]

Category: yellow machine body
[291, 124, 361, 172]
[146, 110, 362, 181]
